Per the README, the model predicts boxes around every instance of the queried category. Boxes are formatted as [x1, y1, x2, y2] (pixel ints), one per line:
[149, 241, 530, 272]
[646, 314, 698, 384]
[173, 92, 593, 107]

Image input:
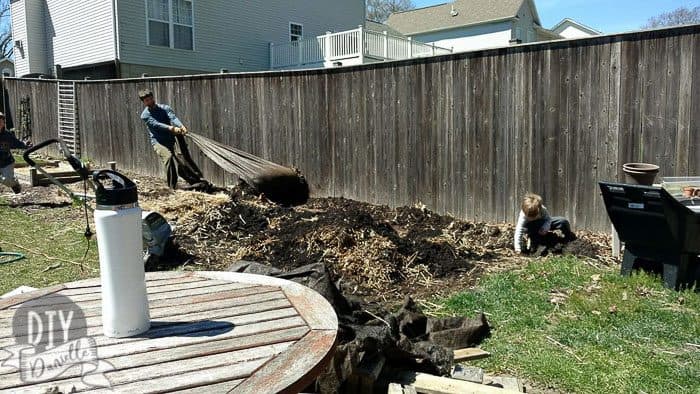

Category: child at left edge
[0, 113, 30, 194]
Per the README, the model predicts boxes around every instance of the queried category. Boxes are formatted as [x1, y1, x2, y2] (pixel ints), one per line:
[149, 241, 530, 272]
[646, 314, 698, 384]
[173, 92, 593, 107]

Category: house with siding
[0, 58, 15, 76]
[10, 0, 366, 79]
[385, 0, 587, 53]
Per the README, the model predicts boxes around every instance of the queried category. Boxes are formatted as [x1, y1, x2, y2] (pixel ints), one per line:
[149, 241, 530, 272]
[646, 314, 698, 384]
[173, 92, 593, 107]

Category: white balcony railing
[270, 25, 453, 69]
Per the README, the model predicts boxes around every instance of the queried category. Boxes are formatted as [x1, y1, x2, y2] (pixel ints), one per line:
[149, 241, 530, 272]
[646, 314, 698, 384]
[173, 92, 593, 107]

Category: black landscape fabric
[187, 132, 309, 205]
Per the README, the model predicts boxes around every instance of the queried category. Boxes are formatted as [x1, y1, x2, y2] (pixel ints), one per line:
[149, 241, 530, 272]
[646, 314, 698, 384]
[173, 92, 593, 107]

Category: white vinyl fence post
[269, 42, 274, 69]
[324, 31, 332, 64]
[297, 40, 302, 67]
[383, 31, 389, 59]
[357, 25, 365, 64]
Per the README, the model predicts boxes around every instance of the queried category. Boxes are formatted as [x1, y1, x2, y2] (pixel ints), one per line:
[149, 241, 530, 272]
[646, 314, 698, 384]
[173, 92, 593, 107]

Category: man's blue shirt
[140, 104, 184, 148]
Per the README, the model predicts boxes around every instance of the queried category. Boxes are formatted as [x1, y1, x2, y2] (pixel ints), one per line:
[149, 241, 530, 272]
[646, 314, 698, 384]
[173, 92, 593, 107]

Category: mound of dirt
[130, 176, 614, 302]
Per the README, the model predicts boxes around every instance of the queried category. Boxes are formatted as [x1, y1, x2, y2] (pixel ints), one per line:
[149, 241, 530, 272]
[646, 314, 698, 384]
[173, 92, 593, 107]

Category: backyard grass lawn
[443, 257, 700, 394]
[0, 201, 100, 294]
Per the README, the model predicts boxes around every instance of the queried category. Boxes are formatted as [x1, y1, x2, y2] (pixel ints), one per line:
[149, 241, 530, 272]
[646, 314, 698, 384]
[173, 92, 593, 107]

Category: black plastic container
[599, 182, 700, 289]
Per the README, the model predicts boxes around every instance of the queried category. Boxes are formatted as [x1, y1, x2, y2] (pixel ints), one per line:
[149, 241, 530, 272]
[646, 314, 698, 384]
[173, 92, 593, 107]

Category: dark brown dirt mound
[157, 182, 613, 302]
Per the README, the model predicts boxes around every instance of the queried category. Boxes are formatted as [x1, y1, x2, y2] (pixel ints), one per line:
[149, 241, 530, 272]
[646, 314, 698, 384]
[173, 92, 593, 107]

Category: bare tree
[642, 6, 700, 29]
[367, 0, 415, 23]
[0, 0, 11, 59]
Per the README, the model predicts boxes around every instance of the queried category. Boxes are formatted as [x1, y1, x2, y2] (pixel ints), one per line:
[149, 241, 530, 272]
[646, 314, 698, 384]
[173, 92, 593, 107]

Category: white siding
[116, 0, 366, 74]
[557, 25, 596, 39]
[412, 22, 512, 53]
[25, 0, 48, 73]
[11, 0, 49, 75]
[44, 0, 116, 69]
[11, 0, 29, 76]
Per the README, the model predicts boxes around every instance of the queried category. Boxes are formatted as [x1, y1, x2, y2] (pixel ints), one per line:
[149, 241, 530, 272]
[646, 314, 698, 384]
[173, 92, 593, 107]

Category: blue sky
[413, 0, 700, 33]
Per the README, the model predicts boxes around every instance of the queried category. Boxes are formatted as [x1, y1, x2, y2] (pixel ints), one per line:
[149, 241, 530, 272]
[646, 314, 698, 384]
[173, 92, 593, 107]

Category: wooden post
[408, 37, 413, 58]
[108, 161, 117, 171]
[612, 224, 621, 259]
[383, 31, 389, 59]
[431, 42, 436, 56]
[29, 168, 38, 187]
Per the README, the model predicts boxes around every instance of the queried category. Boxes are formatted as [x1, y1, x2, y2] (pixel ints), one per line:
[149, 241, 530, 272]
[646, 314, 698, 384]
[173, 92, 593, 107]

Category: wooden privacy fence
[2, 25, 699, 232]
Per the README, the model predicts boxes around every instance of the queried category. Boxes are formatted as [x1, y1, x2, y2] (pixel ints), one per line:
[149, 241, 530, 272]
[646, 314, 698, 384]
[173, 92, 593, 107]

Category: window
[290, 23, 303, 42]
[147, 0, 194, 50]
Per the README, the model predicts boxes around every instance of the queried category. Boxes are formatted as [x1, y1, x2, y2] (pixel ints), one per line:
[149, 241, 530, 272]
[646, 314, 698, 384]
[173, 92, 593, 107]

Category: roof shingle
[386, 0, 527, 35]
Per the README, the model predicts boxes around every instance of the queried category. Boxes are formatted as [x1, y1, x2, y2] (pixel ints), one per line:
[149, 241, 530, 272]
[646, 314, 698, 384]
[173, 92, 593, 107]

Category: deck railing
[270, 25, 452, 69]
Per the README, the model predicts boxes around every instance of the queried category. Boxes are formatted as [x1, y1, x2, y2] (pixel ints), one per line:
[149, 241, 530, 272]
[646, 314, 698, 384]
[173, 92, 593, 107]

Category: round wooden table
[0, 271, 338, 393]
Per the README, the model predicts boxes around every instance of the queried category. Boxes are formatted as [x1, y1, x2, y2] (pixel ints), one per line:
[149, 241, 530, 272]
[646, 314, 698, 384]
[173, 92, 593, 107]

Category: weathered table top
[0, 271, 338, 393]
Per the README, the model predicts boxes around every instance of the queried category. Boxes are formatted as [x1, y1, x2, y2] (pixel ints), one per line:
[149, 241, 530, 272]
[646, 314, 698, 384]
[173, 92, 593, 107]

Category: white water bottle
[93, 170, 150, 338]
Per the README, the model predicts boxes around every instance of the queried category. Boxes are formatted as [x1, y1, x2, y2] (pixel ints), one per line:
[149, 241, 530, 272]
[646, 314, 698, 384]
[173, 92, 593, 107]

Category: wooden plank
[70, 280, 238, 302]
[0, 285, 280, 322]
[488, 376, 524, 393]
[393, 371, 519, 394]
[0, 316, 307, 378]
[39, 278, 237, 304]
[618, 36, 643, 170]
[0, 285, 65, 310]
[10, 351, 273, 394]
[57, 271, 191, 290]
[169, 379, 244, 394]
[9, 282, 260, 310]
[0, 293, 290, 339]
[0, 307, 302, 349]
[605, 40, 622, 183]
[1, 331, 304, 389]
[234, 330, 336, 394]
[675, 33, 694, 176]
[690, 30, 700, 174]
[453, 347, 491, 362]
[196, 272, 338, 330]
[57, 275, 206, 296]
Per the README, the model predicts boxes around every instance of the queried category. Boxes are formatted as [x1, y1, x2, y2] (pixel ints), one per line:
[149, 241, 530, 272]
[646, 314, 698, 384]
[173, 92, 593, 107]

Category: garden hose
[0, 252, 26, 265]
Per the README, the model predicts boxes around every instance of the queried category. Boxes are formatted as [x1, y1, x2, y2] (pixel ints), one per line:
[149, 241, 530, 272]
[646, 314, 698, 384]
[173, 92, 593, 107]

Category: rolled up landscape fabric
[186, 132, 309, 206]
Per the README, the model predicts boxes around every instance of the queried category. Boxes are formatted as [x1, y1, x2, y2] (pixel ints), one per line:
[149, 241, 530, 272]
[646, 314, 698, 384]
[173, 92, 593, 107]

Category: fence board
[3, 25, 699, 232]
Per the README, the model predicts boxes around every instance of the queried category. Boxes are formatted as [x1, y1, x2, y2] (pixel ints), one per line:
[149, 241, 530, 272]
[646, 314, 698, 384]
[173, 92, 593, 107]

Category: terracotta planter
[623, 163, 659, 186]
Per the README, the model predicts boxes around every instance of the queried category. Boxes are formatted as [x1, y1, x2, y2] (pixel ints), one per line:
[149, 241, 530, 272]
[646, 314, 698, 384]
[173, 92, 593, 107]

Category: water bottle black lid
[93, 170, 138, 206]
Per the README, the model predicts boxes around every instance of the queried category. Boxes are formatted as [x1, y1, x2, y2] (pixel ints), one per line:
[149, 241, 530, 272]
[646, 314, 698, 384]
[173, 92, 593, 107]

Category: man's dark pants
[153, 135, 204, 189]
